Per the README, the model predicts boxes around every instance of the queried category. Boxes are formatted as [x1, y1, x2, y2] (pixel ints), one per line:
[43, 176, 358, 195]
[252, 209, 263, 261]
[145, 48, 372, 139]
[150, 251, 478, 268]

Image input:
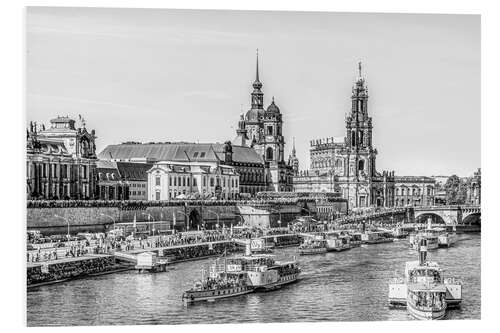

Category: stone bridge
[412, 205, 481, 225]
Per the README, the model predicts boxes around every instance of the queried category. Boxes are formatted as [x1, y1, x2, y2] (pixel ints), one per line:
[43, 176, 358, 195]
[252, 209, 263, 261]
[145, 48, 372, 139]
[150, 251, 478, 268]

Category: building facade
[232, 53, 294, 192]
[26, 116, 98, 200]
[394, 176, 436, 207]
[147, 161, 239, 200]
[293, 63, 396, 208]
[464, 168, 481, 205]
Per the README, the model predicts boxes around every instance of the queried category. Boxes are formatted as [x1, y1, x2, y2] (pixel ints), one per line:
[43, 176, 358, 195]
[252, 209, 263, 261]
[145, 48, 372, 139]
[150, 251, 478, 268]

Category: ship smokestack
[418, 238, 428, 265]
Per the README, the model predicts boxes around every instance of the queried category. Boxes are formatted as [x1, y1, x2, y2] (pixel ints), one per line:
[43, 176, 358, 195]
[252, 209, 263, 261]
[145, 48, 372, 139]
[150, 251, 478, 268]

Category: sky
[26, 7, 480, 177]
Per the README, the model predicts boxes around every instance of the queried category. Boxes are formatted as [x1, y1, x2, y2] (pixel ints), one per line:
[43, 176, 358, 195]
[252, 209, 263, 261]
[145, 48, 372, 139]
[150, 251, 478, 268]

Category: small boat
[361, 231, 393, 244]
[435, 227, 457, 248]
[388, 239, 462, 317]
[299, 238, 327, 255]
[182, 271, 253, 304]
[325, 233, 352, 252]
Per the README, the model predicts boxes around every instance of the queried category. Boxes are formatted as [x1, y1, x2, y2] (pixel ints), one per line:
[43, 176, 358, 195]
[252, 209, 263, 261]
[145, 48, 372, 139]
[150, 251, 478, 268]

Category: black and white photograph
[10, 1, 492, 329]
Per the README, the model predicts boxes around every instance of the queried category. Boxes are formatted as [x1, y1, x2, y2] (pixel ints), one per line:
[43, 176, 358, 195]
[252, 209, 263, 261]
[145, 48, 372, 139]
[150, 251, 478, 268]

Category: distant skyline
[26, 7, 480, 177]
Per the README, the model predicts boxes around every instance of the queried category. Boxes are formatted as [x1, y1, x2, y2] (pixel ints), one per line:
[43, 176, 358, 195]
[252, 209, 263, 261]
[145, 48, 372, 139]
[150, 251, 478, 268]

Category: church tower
[345, 62, 376, 178]
[233, 50, 293, 192]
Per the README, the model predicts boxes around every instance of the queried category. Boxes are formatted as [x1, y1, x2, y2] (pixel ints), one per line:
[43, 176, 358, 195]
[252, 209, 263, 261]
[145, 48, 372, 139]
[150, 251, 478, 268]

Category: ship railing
[444, 277, 462, 285]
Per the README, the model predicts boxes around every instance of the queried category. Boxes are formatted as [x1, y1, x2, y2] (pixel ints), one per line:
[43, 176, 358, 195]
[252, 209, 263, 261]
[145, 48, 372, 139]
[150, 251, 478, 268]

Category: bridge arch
[462, 212, 481, 226]
[414, 212, 447, 225]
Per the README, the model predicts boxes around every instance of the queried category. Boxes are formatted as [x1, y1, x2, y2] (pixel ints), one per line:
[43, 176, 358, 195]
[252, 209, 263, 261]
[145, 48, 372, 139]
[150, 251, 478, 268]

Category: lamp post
[54, 214, 70, 239]
[206, 210, 220, 230]
[142, 213, 155, 235]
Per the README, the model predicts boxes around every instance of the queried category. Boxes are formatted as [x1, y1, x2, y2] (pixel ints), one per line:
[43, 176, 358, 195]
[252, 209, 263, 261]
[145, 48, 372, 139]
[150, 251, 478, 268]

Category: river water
[27, 233, 480, 326]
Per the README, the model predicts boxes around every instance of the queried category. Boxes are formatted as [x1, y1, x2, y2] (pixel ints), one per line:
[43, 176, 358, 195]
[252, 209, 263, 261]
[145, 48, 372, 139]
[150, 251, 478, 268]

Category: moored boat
[298, 237, 327, 255]
[361, 231, 393, 244]
[435, 227, 457, 248]
[325, 233, 352, 252]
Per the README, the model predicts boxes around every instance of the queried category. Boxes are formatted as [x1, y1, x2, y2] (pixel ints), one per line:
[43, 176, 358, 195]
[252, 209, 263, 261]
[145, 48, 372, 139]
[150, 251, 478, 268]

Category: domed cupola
[266, 96, 280, 114]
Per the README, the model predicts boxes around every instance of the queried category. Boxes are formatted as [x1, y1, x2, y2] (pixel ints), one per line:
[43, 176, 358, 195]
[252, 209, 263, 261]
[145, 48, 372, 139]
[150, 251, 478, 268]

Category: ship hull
[182, 286, 253, 304]
[299, 248, 327, 255]
[253, 272, 300, 291]
[407, 302, 446, 320]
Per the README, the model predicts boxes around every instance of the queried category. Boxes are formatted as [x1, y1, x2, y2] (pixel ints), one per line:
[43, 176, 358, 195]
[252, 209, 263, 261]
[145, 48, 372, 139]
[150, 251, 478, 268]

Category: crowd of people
[27, 256, 115, 286]
[197, 275, 246, 291]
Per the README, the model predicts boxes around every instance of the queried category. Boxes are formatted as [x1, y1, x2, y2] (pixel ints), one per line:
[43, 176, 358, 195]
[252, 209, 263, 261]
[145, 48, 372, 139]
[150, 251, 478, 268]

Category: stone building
[26, 116, 98, 200]
[464, 168, 481, 205]
[95, 160, 126, 200]
[147, 161, 239, 200]
[232, 52, 294, 192]
[293, 63, 396, 208]
[95, 161, 153, 200]
[394, 176, 436, 207]
[99, 141, 266, 196]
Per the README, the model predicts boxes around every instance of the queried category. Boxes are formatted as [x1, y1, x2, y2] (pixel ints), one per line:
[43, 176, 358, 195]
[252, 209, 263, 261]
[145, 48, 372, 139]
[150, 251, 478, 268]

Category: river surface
[27, 233, 480, 326]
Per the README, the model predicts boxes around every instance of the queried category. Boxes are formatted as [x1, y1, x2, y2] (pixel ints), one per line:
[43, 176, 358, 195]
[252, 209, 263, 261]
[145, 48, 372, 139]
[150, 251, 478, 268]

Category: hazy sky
[26, 7, 480, 177]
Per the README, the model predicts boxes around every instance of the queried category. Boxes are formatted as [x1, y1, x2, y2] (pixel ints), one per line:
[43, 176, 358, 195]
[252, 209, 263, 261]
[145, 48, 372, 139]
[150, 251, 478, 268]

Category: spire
[358, 61, 362, 78]
[256, 49, 260, 82]
[250, 49, 264, 109]
[292, 137, 296, 156]
[253, 49, 262, 90]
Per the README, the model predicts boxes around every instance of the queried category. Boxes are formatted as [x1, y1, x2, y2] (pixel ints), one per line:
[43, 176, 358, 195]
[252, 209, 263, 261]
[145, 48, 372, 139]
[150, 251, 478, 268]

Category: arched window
[358, 159, 365, 171]
[266, 147, 274, 160]
[351, 131, 356, 147]
[396, 188, 400, 196]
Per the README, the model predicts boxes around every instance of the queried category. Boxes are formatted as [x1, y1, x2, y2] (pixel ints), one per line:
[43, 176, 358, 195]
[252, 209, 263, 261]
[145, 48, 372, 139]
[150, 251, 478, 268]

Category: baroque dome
[266, 97, 280, 114]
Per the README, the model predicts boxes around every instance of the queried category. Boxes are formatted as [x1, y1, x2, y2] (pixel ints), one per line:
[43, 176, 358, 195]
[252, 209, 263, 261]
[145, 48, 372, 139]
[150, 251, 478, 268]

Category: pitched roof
[116, 162, 153, 181]
[98, 142, 263, 165]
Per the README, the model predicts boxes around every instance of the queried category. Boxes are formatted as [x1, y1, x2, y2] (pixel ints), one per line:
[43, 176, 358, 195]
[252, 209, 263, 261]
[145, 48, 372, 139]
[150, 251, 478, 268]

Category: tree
[444, 175, 467, 205]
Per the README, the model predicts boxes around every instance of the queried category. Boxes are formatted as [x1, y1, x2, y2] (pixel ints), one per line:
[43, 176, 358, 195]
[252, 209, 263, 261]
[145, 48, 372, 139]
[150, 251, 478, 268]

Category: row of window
[131, 190, 146, 196]
[155, 175, 239, 188]
[394, 198, 434, 206]
[28, 162, 81, 180]
[395, 188, 433, 196]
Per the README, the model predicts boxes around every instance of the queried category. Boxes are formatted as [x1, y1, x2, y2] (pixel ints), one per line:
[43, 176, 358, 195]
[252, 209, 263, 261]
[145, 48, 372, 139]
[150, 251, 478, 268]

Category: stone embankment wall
[27, 202, 307, 234]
